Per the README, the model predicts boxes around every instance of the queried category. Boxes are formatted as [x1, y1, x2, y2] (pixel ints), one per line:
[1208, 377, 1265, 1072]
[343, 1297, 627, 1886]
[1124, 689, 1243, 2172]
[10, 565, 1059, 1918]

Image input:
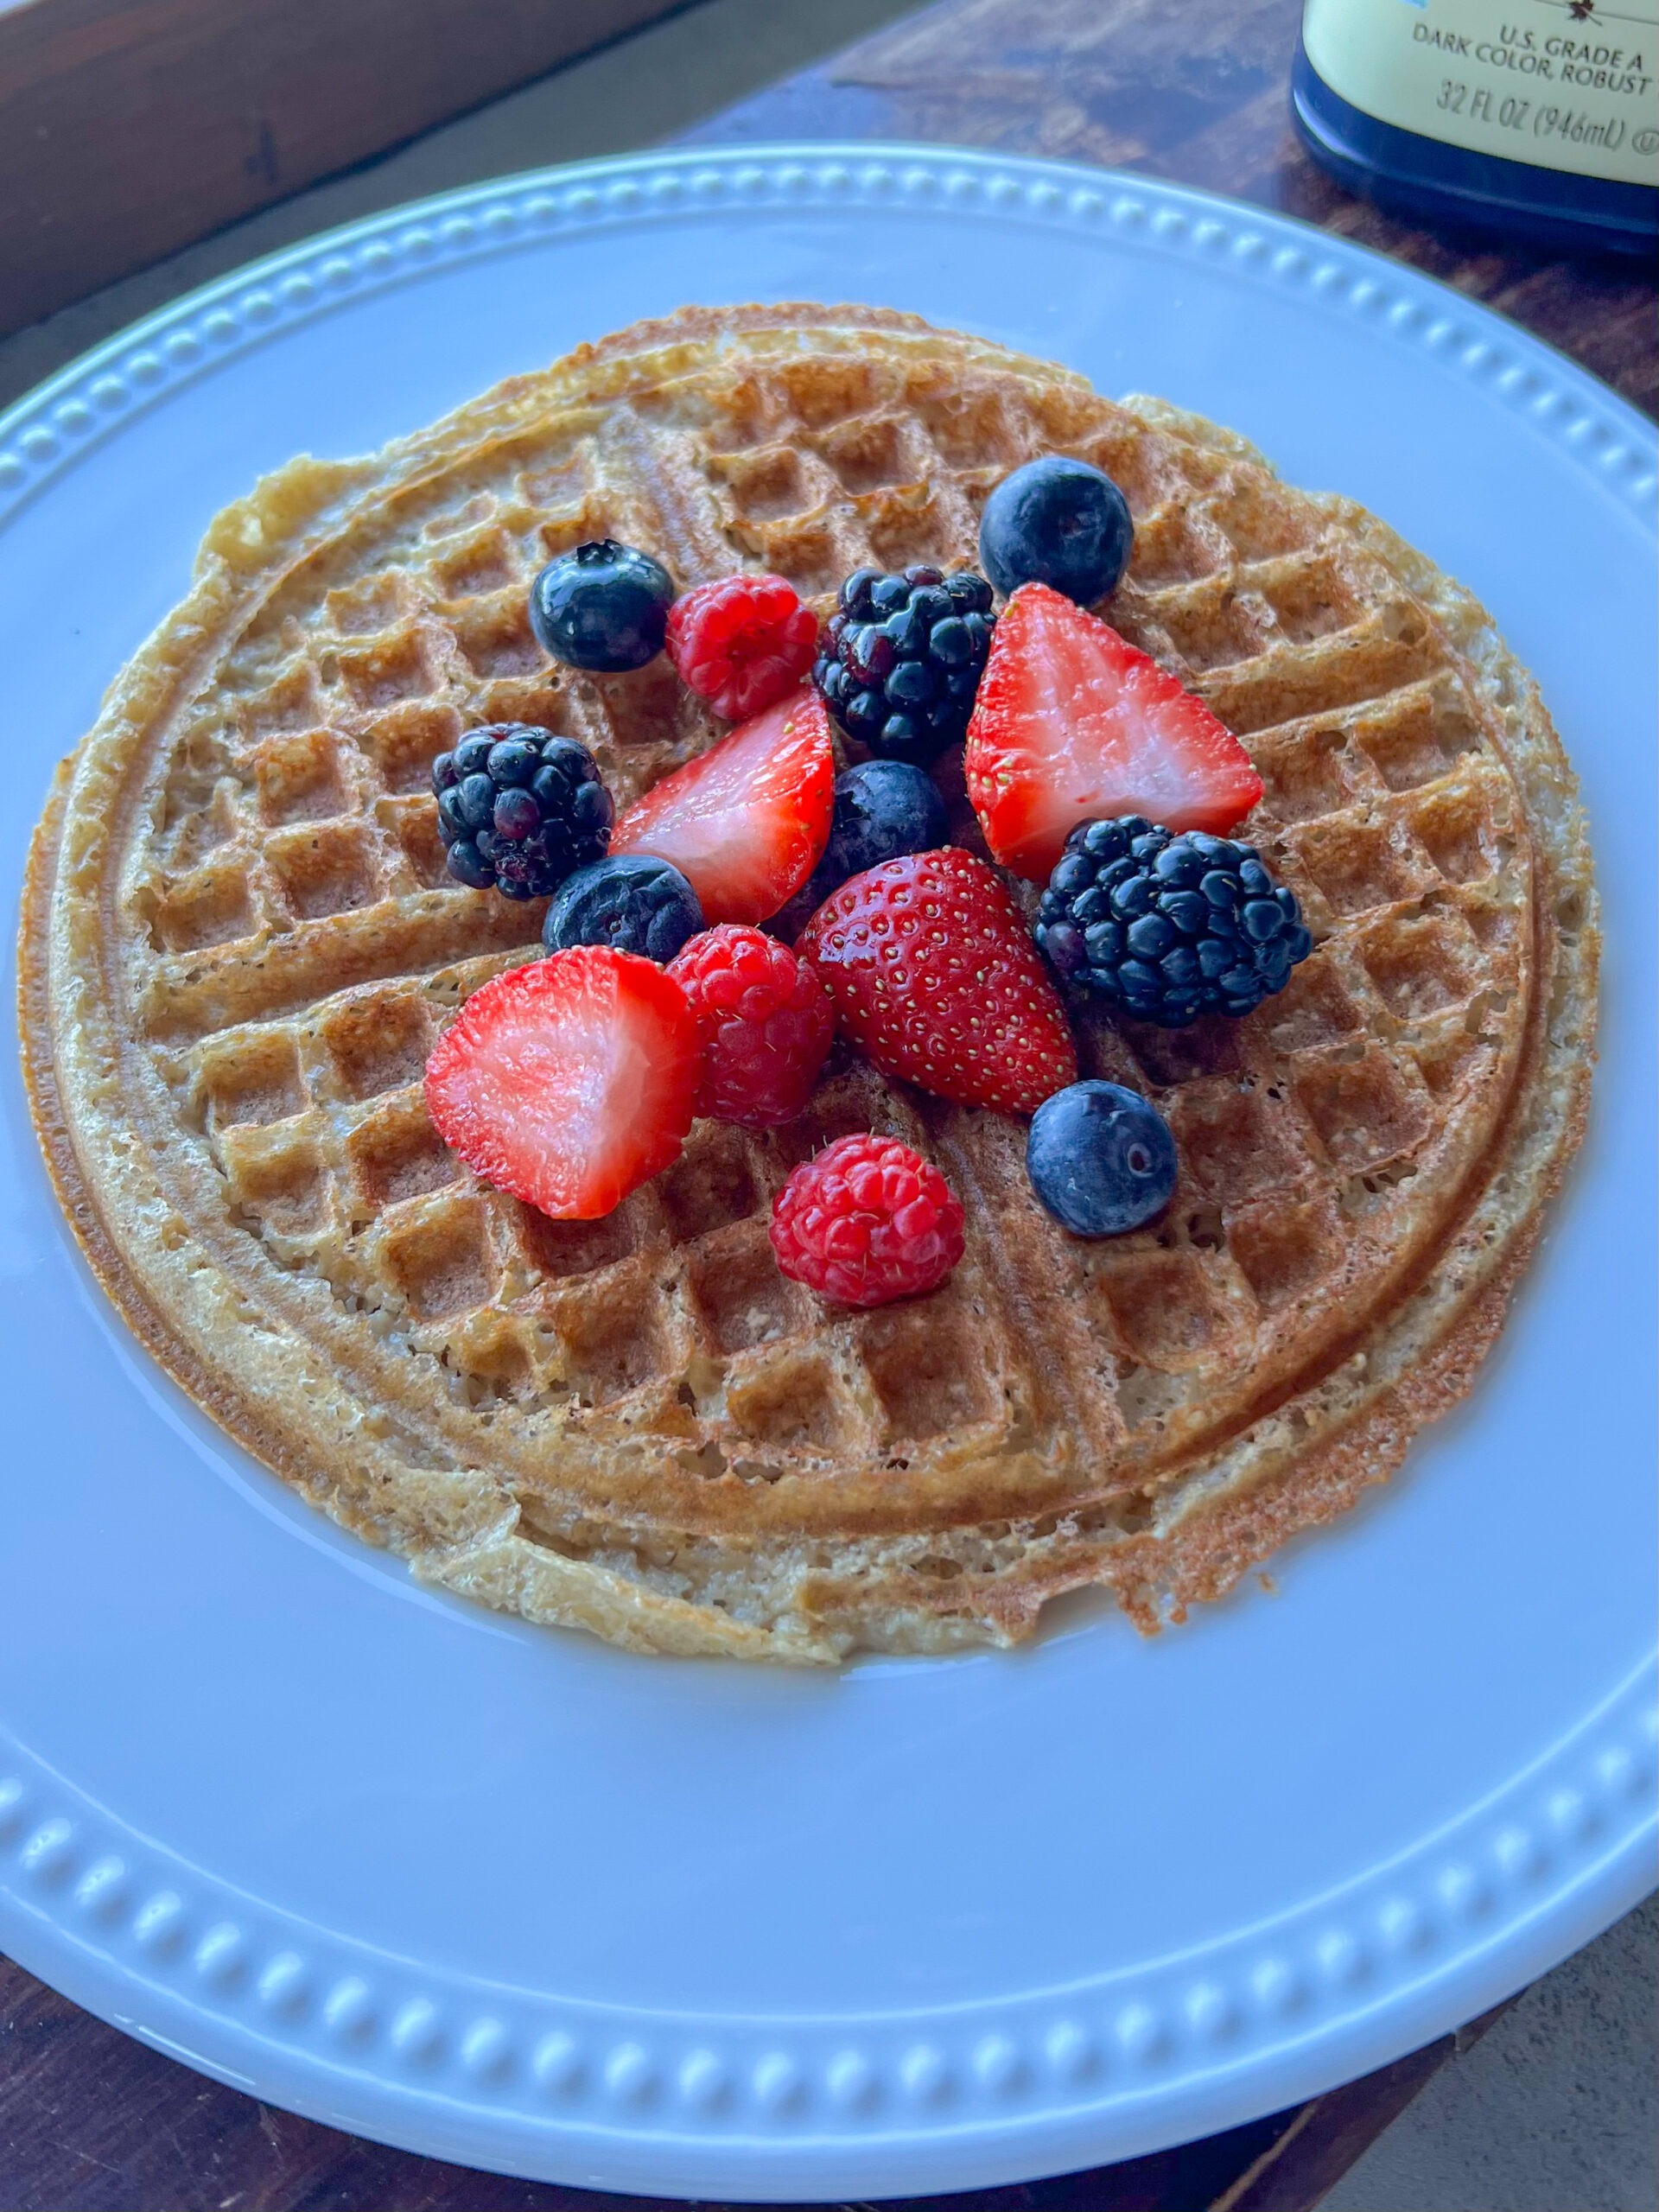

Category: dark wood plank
[0, 0, 686, 338]
[3, 0, 1616, 2204]
[683, 0, 1657, 416]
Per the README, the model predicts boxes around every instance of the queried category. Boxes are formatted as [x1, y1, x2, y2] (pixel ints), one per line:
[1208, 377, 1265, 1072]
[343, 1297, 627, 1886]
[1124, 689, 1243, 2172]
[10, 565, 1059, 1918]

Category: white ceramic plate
[1, 147, 1653, 2203]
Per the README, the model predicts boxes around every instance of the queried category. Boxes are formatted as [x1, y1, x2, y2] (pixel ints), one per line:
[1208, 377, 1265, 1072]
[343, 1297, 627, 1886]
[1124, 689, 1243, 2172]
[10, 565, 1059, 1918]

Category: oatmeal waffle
[19, 305, 1596, 1661]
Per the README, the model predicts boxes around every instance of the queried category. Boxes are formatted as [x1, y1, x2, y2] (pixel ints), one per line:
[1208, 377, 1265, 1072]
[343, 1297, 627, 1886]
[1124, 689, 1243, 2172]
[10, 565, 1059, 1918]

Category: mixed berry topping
[772, 758, 949, 941]
[1035, 817, 1313, 1027]
[978, 454, 1134, 606]
[666, 925, 835, 1129]
[666, 573, 820, 721]
[530, 538, 676, 672]
[812, 564, 995, 766]
[612, 689, 834, 925]
[770, 1134, 965, 1308]
[432, 724, 613, 899]
[423, 451, 1314, 1292]
[799, 849, 1077, 1117]
[542, 852, 704, 964]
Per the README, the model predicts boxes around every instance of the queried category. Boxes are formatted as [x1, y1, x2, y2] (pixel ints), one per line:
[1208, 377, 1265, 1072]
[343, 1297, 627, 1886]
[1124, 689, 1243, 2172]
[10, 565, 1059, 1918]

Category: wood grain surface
[3, 0, 1647, 2207]
[0, 0, 684, 338]
[686, 0, 1656, 416]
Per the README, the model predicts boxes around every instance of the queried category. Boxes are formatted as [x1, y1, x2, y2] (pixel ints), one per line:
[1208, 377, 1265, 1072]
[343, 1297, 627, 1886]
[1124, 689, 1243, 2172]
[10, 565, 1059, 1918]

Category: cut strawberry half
[964, 582, 1263, 880]
[423, 948, 701, 1221]
[611, 687, 834, 925]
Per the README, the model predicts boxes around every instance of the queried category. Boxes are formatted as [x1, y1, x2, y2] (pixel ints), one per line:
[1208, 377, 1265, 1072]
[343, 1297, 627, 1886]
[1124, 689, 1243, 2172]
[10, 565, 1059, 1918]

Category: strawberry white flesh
[424, 948, 700, 1220]
[965, 582, 1263, 880]
[611, 686, 834, 925]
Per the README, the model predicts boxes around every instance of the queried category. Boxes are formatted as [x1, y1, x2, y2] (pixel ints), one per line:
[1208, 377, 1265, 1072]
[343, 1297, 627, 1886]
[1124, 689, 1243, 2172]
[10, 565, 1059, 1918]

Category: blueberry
[979, 455, 1134, 605]
[770, 760, 949, 940]
[1027, 1082, 1178, 1237]
[541, 854, 703, 964]
[529, 539, 675, 673]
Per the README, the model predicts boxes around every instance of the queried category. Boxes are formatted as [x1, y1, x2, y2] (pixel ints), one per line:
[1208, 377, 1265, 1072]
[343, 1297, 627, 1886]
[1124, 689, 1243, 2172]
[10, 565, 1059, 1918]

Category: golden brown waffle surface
[20, 305, 1596, 1661]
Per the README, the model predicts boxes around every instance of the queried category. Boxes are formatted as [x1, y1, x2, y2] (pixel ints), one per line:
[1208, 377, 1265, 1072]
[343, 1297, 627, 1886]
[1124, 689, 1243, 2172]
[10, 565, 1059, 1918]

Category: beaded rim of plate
[1, 144, 1653, 2197]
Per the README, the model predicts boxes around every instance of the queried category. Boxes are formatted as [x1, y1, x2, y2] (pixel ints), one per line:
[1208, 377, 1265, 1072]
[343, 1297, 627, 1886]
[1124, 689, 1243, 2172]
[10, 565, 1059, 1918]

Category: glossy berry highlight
[529, 539, 675, 672]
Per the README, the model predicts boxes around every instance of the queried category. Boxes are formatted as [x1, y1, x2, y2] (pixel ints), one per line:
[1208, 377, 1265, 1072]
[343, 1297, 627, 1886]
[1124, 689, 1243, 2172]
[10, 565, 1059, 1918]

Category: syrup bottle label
[1303, 0, 1658, 187]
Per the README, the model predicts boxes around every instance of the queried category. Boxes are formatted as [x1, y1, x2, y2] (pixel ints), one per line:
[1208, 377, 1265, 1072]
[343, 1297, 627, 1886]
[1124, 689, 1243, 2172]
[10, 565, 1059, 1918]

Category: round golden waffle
[19, 305, 1597, 1661]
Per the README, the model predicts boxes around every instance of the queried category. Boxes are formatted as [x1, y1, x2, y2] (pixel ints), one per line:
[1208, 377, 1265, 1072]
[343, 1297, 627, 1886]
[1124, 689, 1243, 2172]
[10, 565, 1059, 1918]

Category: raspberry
[666, 574, 821, 721]
[666, 925, 834, 1128]
[769, 1134, 965, 1308]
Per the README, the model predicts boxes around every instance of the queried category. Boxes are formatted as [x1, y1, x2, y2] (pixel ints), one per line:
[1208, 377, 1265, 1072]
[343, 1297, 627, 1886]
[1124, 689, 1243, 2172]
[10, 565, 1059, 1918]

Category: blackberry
[1034, 817, 1313, 1027]
[811, 564, 994, 766]
[431, 723, 613, 900]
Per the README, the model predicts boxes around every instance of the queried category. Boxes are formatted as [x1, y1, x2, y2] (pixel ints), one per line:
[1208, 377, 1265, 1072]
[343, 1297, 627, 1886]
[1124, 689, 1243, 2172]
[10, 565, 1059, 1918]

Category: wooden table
[3, 2, 1650, 2207]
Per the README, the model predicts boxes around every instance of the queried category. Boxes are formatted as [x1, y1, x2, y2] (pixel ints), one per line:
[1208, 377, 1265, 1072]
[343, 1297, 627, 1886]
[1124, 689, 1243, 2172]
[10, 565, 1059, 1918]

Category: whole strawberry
[667, 925, 834, 1128]
[770, 1134, 964, 1307]
[799, 849, 1077, 1116]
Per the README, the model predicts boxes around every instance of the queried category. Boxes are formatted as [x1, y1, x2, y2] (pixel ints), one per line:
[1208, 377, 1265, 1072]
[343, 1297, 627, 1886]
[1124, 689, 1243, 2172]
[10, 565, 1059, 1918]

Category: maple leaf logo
[1568, 0, 1594, 18]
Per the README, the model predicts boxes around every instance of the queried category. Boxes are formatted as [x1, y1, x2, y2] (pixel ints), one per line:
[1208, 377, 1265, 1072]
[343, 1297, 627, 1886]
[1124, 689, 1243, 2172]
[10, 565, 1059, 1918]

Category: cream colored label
[1304, 0, 1659, 187]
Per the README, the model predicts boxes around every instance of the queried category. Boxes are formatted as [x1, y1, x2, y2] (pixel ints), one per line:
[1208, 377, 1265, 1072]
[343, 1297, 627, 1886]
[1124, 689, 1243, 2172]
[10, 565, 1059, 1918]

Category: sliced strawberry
[611, 687, 834, 925]
[799, 849, 1077, 1116]
[964, 582, 1263, 880]
[423, 948, 701, 1221]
